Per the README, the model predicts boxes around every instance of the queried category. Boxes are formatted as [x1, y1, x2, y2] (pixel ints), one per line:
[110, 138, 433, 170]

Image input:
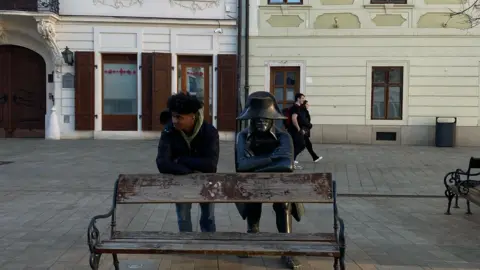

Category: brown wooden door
[178, 63, 212, 123]
[0, 45, 46, 138]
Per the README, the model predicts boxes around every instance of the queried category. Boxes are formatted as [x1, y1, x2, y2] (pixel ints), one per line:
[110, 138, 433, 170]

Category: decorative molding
[36, 18, 63, 74]
[93, 0, 143, 9]
[169, 0, 220, 13]
[0, 21, 6, 44]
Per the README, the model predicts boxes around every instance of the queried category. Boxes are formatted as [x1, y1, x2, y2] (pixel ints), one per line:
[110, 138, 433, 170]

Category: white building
[248, 0, 480, 146]
[0, 0, 238, 139]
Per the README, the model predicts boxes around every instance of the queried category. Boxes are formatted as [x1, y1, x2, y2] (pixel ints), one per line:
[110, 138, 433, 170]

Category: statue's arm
[235, 132, 273, 172]
[257, 132, 294, 172]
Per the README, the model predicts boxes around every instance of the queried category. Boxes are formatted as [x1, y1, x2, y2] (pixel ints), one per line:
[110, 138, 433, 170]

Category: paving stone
[2, 140, 480, 269]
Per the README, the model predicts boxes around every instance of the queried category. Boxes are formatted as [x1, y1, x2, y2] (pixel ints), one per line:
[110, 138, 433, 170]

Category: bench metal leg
[466, 200, 473, 215]
[454, 195, 460, 208]
[112, 254, 119, 270]
[445, 192, 455, 215]
[89, 253, 101, 270]
[333, 258, 339, 270]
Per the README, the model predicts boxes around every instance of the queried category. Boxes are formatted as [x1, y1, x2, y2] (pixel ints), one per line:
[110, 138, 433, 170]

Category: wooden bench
[444, 157, 480, 215]
[87, 172, 346, 270]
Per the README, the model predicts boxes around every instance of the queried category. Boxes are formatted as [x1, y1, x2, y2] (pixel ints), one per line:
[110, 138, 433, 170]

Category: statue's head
[237, 92, 285, 128]
[251, 118, 273, 132]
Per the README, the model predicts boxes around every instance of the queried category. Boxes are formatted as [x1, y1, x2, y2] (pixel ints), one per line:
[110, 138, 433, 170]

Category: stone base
[309, 125, 480, 146]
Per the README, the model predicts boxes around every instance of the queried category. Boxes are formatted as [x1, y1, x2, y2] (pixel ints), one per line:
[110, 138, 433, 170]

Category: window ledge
[259, 4, 313, 10]
[364, 4, 414, 9]
[366, 119, 407, 126]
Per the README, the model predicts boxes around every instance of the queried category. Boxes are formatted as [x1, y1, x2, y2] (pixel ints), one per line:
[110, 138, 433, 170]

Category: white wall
[55, 21, 237, 136]
[59, 0, 238, 20]
[249, 36, 480, 127]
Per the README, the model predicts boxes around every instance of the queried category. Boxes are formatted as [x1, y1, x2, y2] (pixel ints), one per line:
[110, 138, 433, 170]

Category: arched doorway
[0, 45, 46, 138]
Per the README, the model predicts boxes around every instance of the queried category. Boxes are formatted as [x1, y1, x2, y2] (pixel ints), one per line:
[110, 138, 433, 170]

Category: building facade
[0, 0, 238, 139]
[248, 0, 480, 146]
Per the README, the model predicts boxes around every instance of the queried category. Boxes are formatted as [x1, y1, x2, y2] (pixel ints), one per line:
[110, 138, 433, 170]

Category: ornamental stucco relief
[36, 18, 64, 71]
[93, 0, 143, 9]
[170, 0, 220, 12]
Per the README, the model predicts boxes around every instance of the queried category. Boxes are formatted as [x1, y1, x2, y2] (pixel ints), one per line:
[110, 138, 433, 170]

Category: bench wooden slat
[451, 186, 480, 205]
[96, 240, 340, 257]
[112, 231, 336, 242]
[116, 173, 333, 204]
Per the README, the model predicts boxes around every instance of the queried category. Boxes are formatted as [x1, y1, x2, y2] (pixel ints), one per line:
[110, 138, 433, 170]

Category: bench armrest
[87, 208, 114, 253]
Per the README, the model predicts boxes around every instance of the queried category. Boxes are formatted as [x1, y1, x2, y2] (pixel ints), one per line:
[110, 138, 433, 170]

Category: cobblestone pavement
[1, 140, 480, 269]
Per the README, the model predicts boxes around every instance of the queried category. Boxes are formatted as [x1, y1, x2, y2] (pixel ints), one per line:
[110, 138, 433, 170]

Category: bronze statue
[235, 91, 305, 269]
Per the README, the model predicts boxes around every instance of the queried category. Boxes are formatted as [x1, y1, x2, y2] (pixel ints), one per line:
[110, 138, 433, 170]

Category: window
[268, 0, 303, 4]
[370, 0, 407, 4]
[270, 67, 300, 126]
[102, 54, 138, 131]
[371, 67, 403, 120]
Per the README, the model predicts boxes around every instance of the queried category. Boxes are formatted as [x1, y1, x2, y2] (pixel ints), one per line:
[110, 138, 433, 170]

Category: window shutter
[74, 51, 95, 130]
[217, 54, 237, 131]
[141, 53, 153, 131]
[152, 53, 172, 131]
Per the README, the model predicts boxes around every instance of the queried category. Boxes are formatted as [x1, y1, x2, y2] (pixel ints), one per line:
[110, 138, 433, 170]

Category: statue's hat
[236, 91, 286, 120]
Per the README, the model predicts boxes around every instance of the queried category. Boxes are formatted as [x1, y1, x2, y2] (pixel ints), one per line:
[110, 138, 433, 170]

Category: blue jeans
[175, 203, 216, 232]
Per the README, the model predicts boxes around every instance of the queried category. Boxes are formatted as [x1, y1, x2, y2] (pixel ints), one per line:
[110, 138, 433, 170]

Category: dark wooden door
[0, 45, 46, 138]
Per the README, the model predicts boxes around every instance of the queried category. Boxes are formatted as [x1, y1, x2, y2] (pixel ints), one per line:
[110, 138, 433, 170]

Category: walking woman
[302, 100, 322, 162]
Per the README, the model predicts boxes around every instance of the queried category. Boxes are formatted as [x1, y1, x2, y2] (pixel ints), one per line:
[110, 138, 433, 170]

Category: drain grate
[0, 161, 13, 166]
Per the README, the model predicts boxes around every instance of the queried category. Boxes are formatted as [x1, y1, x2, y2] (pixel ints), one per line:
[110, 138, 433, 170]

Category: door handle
[0, 94, 7, 104]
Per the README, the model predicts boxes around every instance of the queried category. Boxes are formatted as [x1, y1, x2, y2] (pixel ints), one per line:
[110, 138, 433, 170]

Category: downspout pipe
[235, 0, 243, 168]
[235, 0, 243, 135]
[244, 0, 250, 110]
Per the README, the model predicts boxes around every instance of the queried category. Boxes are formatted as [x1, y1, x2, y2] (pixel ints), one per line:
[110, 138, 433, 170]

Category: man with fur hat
[235, 91, 305, 269]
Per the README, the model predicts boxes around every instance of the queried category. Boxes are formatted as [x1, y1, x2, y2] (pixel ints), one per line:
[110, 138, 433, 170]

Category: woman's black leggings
[304, 135, 319, 160]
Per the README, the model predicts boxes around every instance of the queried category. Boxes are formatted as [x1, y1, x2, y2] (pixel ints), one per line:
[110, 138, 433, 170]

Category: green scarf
[179, 108, 204, 148]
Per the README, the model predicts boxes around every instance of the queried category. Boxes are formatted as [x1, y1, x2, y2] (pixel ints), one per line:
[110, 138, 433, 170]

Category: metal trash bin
[435, 117, 456, 147]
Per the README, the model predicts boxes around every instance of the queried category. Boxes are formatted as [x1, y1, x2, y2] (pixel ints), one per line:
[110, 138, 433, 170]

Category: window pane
[286, 72, 296, 86]
[286, 88, 295, 101]
[275, 72, 284, 85]
[269, 0, 284, 3]
[373, 69, 385, 83]
[388, 86, 401, 119]
[287, 0, 301, 3]
[389, 68, 402, 83]
[186, 66, 206, 105]
[274, 87, 284, 101]
[103, 63, 137, 115]
[177, 64, 182, 92]
[372, 86, 385, 119]
[275, 103, 284, 129]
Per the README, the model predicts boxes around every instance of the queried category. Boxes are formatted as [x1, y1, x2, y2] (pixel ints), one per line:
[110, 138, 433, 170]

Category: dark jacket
[301, 107, 313, 137]
[156, 121, 220, 175]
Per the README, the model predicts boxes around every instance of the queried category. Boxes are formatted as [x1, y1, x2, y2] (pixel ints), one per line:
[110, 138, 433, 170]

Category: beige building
[248, 0, 480, 146]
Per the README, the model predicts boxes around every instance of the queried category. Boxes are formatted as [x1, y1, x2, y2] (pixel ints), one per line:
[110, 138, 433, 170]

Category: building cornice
[59, 15, 236, 26]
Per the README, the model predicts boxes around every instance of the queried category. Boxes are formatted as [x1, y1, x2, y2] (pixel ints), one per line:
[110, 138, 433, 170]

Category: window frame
[371, 66, 404, 121]
[370, 0, 407, 4]
[269, 66, 301, 109]
[268, 0, 304, 5]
